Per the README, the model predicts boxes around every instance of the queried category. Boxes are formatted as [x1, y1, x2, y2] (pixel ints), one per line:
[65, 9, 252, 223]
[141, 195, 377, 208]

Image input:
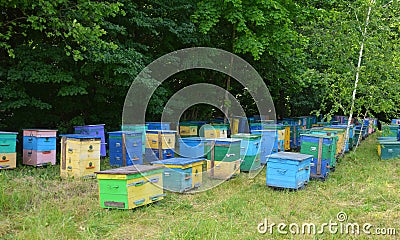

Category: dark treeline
[1, 0, 399, 133]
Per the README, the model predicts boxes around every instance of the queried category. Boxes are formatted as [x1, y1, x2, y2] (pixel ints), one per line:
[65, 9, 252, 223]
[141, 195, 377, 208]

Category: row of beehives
[0, 124, 107, 170]
[0, 117, 378, 211]
[0, 117, 377, 174]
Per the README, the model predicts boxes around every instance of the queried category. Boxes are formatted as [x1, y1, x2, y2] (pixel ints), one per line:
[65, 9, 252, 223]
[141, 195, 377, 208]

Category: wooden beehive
[60, 134, 101, 178]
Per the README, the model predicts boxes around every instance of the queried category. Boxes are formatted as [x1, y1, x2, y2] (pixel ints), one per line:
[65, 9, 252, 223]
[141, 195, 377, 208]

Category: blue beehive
[121, 124, 148, 153]
[152, 158, 205, 192]
[231, 133, 260, 156]
[108, 131, 143, 167]
[145, 148, 175, 163]
[22, 129, 57, 166]
[146, 122, 171, 130]
[23, 136, 56, 151]
[74, 124, 106, 157]
[266, 152, 312, 190]
[177, 137, 206, 158]
[251, 129, 278, 164]
[310, 158, 330, 179]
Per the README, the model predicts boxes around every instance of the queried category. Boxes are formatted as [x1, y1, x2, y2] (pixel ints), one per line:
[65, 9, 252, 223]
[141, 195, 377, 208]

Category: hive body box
[152, 158, 204, 192]
[260, 125, 286, 152]
[327, 125, 355, 149]
[310, 129, 343, 157]
[382, 125, 399, 137]
[230, 116, 248, 134]
[145, 148, 175, 163]
[145, 130, 177, 163]
[251, 129, 278, 165]
[213, 124, 229, 138]
[300, 134, 337, 179]
[279, 120, 301, 150]
[121, 124, 148, 153]
[266, 152, 312, 190]
[323, 127, 349, 152]
[108, 131, 143, 167]
[145, 130, 176, 150]
[231, 133, 261, 172]
[60, 134, 101, 178]
[23, 129, 57, 166]
[377, 141, 400, 160]
[204, 138, 241, 162]
[206, 159, 241, 180]
[96, 165, 165, 209]
[199, 124, 229, 138]
[74, 124, 106, 157]
[204, 138, 241, 180]
[179, 122, 199, 137]
[0, 132, 18, 169]
[177, 137, 207, 158]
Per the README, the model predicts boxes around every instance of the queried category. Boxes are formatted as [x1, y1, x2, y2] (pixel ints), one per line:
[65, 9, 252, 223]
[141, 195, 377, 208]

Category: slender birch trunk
[345, 0, 375, 153]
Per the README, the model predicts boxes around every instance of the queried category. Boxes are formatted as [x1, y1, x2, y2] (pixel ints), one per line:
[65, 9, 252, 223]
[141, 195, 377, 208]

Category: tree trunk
[345, 0, 375, 152]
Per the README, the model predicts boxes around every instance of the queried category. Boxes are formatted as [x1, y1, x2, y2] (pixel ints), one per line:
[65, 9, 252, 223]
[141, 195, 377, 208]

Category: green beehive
[231, 133, 261, 172]
[204, 138, 241, 162]
[300, 134, 338, 168]
[378, 141, 400, 160]
[240, 154, 261, 172]
[96, 165, 165, 209]
[382, 125, 398, 137]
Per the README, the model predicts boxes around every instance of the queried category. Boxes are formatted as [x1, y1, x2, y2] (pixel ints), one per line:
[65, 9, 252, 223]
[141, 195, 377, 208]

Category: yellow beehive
[0, 153, 16, 169]
[145, 130, 176, 149]
[60, 135, 101, 178]
[179, 125, 198, 136]
[230, 118, 240, 135]
[323, 128, 345, 155]
[203, 128, 220, 138]
[96, 165, 165, 209]
[284, 126, 291, 151]
[206, 159, 241, 180]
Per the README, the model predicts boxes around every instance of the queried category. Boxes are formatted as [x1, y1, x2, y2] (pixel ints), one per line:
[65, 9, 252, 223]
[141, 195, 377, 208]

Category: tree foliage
[0, 0, 399, 132]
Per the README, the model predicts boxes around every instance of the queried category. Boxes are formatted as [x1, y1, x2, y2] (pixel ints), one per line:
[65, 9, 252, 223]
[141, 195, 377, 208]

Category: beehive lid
[231, 133, 260, 140]
[178, 137, 206, 142]
[60, 134, 101, 139]
[23, 129, 58, 132]
[108, 131, 142, 136]
[267, 152, 314, 161]
[327, 125, 354, 129]
[323, 128, 345, 132]
[261, 124, 286, 129]
[251, 129, 276, 133]
[378, 141, 400, 145]
[0, 131, 18, 135]
[74, 124, 105, 127]
[300, 134, 337, 139]
[152, 158, 205, 166]
[204, 138, 241, 143]
[146, 130, 177, 134]
[96, 165, 163, 175]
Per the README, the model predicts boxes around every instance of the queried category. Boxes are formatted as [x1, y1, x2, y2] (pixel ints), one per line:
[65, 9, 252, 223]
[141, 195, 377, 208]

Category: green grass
[0, 133, 399, 239]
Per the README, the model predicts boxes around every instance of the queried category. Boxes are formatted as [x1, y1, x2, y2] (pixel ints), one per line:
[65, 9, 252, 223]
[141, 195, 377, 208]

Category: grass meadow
[0, 133, 399, 239]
